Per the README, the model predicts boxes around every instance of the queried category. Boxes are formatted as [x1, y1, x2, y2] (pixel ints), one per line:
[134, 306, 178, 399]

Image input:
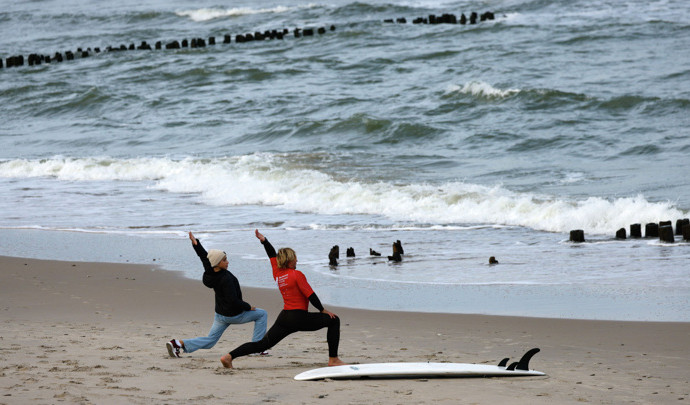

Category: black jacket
[192, 239, 251, 317]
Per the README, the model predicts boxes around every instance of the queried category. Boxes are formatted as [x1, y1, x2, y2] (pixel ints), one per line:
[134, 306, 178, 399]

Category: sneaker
[166, 340, 181, 358]
[249, 350, 270, 357]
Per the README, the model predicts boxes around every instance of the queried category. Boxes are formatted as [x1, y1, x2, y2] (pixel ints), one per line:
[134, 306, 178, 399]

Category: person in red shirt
[220, 230, 346, 369]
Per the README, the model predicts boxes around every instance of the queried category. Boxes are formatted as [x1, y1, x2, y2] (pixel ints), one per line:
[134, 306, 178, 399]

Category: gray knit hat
[207, 249, 226, 268]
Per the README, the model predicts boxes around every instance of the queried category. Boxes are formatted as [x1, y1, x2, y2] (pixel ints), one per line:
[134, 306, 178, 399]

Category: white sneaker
[166, 340, 181, 358]
[249, 350, 270, 356]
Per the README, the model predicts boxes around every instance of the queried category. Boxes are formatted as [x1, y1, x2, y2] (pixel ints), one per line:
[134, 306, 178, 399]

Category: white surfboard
[294, 348, 545, 381]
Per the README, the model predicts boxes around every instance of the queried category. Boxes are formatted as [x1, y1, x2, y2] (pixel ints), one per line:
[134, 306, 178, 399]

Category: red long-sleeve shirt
[260, 238, 324, 312]
[270, 257, 315, 311]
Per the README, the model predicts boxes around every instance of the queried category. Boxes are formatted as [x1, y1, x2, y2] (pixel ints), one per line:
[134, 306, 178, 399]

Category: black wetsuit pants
[229, 309, 340, 359]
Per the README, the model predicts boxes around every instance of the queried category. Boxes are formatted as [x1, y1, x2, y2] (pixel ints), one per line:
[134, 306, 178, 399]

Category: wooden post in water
[659, 225, 674, 243]
[395, 240, 404, 255]
[630, 223, 641, 238]
[328, 245, 339, 266]
[683, 224, 690, 241]
[676, 219, 689, 235]
[645, 223, 659, 238]
[388, 242, 402, 261]
[569, 230, 585, 243]
[615, 228, 626, 239]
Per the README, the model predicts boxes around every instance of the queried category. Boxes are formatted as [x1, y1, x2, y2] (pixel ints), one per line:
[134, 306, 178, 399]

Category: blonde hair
[276, 247, 297, 269]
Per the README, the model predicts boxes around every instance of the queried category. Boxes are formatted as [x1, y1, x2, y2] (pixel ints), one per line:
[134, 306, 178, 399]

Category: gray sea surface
[1, 0, 689, 320]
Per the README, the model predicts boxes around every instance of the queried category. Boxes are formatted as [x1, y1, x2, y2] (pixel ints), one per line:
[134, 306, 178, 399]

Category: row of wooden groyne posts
[328, 240, 405, 266]
[325, 219, 688, 268]
[0, 25, 336, 69]
[384, 11, 496, 25]
[1, 9, 498, 71]
[570, 218, 690, 243]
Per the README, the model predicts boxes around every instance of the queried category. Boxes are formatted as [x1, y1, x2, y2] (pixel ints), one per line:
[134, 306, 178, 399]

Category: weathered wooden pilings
[643, 220, 690, 242]
[4, 55, 24, 67]
[574, 218, 690, 243]
[387, 11, 495, 25]
[3, 24, 336, 72]
[328, 241, 404, 265]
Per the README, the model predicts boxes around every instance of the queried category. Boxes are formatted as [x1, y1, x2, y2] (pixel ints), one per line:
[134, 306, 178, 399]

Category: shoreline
[1, 254, 689, 404]
[1, 227, 687, 322]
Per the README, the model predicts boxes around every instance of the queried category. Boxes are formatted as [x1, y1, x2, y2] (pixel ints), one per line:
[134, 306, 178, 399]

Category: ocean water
[1, 0, 689, 321]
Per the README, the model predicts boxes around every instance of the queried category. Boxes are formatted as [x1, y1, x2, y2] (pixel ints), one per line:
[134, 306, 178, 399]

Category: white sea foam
[0, 156, 685, 235]
[176, 4, 317, 22]
[446, 81, 520, 99]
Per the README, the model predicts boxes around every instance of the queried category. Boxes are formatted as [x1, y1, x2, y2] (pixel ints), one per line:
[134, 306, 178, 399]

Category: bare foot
[328, 357, 347, 366]
[220, 353, 233, 368]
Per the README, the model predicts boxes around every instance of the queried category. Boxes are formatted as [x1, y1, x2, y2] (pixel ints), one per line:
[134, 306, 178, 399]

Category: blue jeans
[183, 309, 268, 353]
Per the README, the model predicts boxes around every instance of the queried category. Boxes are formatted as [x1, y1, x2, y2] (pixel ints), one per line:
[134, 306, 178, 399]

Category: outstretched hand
[189, 231, 198, 245]
[255, 229, 266, 242]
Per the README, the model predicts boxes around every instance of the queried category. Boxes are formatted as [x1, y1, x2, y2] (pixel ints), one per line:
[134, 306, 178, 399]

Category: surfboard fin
[516, 347, 540, 371]
[507, 361, 518, 370]
[497, 357, 510, 367]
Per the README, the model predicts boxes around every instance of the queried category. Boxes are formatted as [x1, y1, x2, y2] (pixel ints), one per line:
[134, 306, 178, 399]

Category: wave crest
[176, 4, 316, 22]
[0, 155, 685, 235]
[446, 81, 521, 99]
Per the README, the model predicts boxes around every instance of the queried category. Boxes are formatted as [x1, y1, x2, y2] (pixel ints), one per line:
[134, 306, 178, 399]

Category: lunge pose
[220, 230, 346, 368]
[166, 231, 268, 358]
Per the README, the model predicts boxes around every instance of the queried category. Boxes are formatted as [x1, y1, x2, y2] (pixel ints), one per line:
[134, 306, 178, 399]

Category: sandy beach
[1, 255, 688, 404]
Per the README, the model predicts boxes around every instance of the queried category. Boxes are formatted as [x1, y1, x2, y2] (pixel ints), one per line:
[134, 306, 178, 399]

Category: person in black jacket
[166, 231, 268, 358]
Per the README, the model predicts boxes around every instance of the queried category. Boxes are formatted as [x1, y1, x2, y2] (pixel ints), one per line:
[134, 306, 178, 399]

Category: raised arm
[256, 229, 276, 258]
[189, 231, 213, 273]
